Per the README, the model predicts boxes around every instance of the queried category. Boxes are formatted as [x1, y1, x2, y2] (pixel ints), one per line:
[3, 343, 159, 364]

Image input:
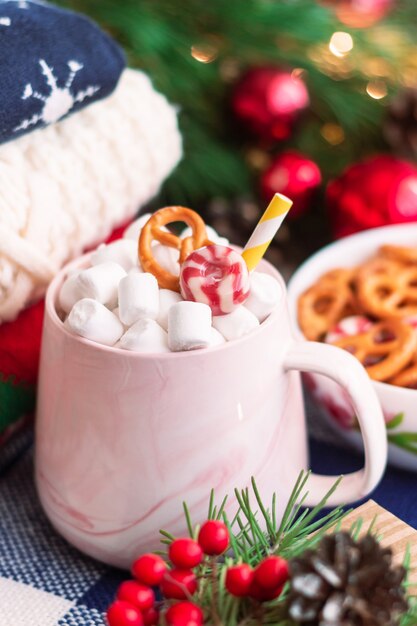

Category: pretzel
[356, 256, 403, 281]
[357, 265, 417, 319]
[379, 244, 417, 265]
[390, 357, 417, 388]
[298, 268, 358, 341]
[319, 268, 357, 286]
[333, 319, 417, 382]
[138, 206, 212, 291]
[298, 282, 356, 341]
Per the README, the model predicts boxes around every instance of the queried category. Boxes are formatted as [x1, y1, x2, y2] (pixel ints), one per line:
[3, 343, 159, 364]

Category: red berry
[107, 600, 143, 626]
[197, 520, 229, 556]
[142, 607, 159, 625]
[117, 580, 154, 611]
[165, 601, 203, 626]
[225, 564, 254, 597]
[169, 538, 203, 569]
[254, 556, 289, 590]
[161, 569, 198, 600]
[132, 554, 167, 586]
[249, 580, 284, 602]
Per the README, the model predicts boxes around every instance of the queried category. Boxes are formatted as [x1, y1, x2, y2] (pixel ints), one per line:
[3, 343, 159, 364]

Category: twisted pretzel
[333, 319, 417, 382]
[357, 256, 403, 281]
[357, 265, 417, 319]
[139, 206, 212, 291]
[298, 284, 356, 341]
[380, 244, 417, 265]
[297, 268, 357, 341]
[319, 268, 357, 286]
[390, 360, 417, 388]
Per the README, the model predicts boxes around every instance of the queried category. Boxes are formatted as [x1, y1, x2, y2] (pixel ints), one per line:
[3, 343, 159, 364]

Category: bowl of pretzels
[287, 222, 417, 471]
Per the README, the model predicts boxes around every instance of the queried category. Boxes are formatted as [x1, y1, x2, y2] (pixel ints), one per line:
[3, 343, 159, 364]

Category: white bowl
[288, 223, 417, 471]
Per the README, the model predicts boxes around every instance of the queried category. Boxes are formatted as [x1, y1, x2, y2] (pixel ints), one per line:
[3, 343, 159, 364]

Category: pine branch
[58, 0, 417, 206]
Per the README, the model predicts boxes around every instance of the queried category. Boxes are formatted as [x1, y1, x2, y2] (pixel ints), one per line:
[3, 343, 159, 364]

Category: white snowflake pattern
[0, 1, 44, 7]
[0, 16, 10, 24]
[14, 59, 100, 132]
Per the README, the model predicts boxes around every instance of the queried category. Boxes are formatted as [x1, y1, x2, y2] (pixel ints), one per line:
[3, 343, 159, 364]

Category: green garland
[58, 0, 417, 207]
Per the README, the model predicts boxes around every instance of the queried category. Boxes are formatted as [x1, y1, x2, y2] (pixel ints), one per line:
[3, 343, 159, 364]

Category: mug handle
[283, 341, 387, 507]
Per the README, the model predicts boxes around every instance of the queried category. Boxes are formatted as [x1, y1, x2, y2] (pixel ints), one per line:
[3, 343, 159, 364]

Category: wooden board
[340, 500, 417, 584]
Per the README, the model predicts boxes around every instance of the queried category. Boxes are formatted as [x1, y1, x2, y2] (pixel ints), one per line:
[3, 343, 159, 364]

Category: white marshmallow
[157, 289, 182, 330]
[118, 272, 159, 326]
[112, 307, 129, 331]
[213, 307, 259, 341]
[123, 213, 168, 244]
[123, 213, 152, 240]
[209, 327, 226, 347]
[181, 224, 229, 246]
[153, 244, 180, 275]
[59, 270, 82, 313]
[67, 298, 124, 346]
[76, 262, 126, 307]
[129, 265, 144, 275]
[244, 272, 282, 322]
[119, 318, 169, 353]
[91, 240, 139, 272]
[168, 301, 212, 351]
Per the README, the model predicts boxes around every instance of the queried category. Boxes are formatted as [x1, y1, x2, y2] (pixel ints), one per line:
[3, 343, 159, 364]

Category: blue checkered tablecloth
[1, 427, 417, 626]
[0, 430, 125, 626]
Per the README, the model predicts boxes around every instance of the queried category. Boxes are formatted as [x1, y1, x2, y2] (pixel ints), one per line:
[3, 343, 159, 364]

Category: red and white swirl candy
[325, 315, 373, 344]
[180, 245, 250, 316]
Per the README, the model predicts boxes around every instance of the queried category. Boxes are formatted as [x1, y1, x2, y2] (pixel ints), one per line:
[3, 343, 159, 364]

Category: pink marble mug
[35, 253, 387, 568]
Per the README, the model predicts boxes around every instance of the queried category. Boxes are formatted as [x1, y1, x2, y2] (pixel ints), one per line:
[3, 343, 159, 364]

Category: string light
[329, 32, 354, 58]
[366, 80, 388, 99]
[363, 57, 391, 78]
[321, 123, 345, 145]
[191, 42, 218, 64]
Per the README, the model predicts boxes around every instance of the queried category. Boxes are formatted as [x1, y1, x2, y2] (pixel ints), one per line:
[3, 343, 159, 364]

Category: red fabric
[0, 220, 131, 385]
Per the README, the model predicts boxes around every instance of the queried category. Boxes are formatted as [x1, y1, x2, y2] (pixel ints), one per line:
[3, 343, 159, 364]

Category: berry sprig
[107, 521, 231, 626]
[104, 473, 355, 626]
[106, 519, 289, 626]
[105, 473, 416, 626]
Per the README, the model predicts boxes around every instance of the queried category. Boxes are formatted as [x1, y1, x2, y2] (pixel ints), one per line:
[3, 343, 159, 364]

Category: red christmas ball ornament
[107, 600, 144, 626]
[198, 520, 229, 556]
[261, 151, 321, 218]
[232, 67, 309, 142]
[225, 564, 254, 597]
[117, 581, 154, 612]
[254, 556, 289, 590]
[161, 569, 198, 600]
[132, 554, 167, 586]
[142, 607, 159, 625]
[326, 155, 417, 239]
[165, 602, 203, 626]
[169, 538, 203, 569]
[323, 0, 393, 28]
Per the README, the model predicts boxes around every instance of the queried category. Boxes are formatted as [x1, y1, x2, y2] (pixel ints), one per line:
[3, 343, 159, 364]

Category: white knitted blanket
[0, 69, 182, 323]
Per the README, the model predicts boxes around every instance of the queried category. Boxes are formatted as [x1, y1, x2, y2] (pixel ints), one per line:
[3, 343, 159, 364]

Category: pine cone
[384, 89, 417, 159]
[286, 532, 408, 626]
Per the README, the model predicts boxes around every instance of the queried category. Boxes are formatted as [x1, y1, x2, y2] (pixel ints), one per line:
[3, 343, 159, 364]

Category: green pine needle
[158, 471, 415, 625]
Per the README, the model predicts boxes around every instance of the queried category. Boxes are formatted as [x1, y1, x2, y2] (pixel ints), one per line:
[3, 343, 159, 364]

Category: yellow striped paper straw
[241, 193, 293, 271]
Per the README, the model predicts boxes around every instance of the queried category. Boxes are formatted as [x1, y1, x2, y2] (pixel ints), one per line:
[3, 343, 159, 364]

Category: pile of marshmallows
[59, 214, 281, 353]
